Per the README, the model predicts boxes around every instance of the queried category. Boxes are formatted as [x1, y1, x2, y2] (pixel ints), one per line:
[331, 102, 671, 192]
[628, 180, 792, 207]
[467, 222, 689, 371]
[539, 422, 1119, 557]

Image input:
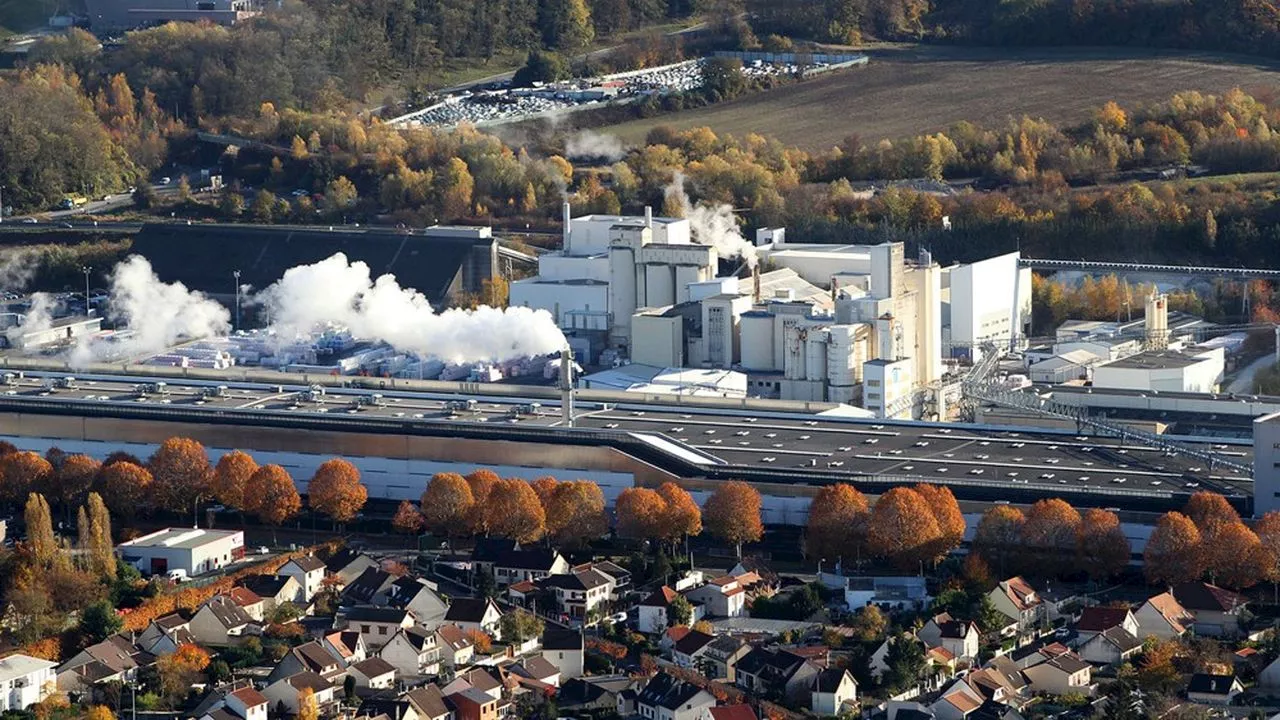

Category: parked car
[167, 569, 189, 583]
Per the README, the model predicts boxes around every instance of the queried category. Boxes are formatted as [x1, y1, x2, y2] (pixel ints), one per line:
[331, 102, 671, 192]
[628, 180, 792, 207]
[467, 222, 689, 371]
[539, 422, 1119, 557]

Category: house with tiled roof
[1172, 582, 1247, 637]
[540, 567, 614, 620]
[436, 623, 476, 668]
[278, 555, 327, 602]
[193, 684, 270, 720]
[810, 667, 857, 715]
[238, 575, 300, 614]
[190, 595, 262, 647]
[342, 567, 397, 607]
[640, 586, 697, 634]
[471, 538, 570, 586]
[387, 577, 451, 628]
[685, 575, 747, 618]
[227, 586, 266, 622]
[349, 656, 397, 690]
[379, 626, 441, 679]
[322, 630, 366, 666]
[262, 671, 338, 714]
[542, 628, 584, 680]
[344, 606, 415, 649]
[703, 704, 757, 720]
[441, 668, 504, 702]
[1134, 591, 1193, 640]
[136, 612, 197, 657]
[1186, 673, 1243, 704]
[325, 549, 379, 589]
[1077, 626, 1142, 666]
[1022, 653, 1094, 697]
[918, 612, 979, 664]
[672, 630, 715, 668]
[57, 635, 151, 696]
[444, 598, 502, 639]
[986, 577, 1044, 636]
[405, 684, 456, 720]
[703, 635, 751, 682]
[267, 640, 344, 684]
[1075, 607, 1138, 639]
[735, 647, 820, 701]
[637, 671, 715, 720]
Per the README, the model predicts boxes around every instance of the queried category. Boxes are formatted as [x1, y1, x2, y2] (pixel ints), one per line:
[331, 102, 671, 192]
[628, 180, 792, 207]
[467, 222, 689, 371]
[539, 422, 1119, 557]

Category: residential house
[190, 595, 261, 647]
[356, 696, 421, 720]
[379, 626, 441, 679]
[1078, 628, 1142, 666]
[636, 671, 716, 720]
[586, 560, 632, 600]
[1, 654, 58, 711]
[639, 587, 697, 634]
[342, 567, 397, 607]
[685, 576, 747, 618]
[436, 624, 477, 669]
[326, 549, 379, 589]
[227, 587, 267, 623]
[964, 665, 1029, 706]
[1257, 655, 1280, 688]
[344, 606, 415, 649]
[442, 668, 503, 702]
[703, 635, 751, 682]
[735, 647, 821, 702]
[542, 629, 584, 680]
[932, 684, 985, 720]
[405, 684, 456, 720]
[57, 635, 146, 695]
[225, 686, 269, 720]
[1134, 591, 1192, 641]
[349, 657, 397, 690]
[278, 555, 327, 603]
[472, 538, 570, 586]
[238, 575, 300, 615]
[266, 641, 344, 684]
[449, 687, 499, 720]
[987, 577, 1045, 636]
[541, 567, 614, 620]
[261, 671, 338, 714]
[1021, 654, 1093, 697]
[810, 667, 857, 715]
[703, 704, 757, 720]
[322, 630, 367, 666]
[1172, 582, 1247, 637]
[843, 576, 931, 612]
[388, 577, 450, 628]
[918, 613, 980, 664]
[136, 613, 196, 656]
[728, 558, 779, 590]
[510, 656, 561, 688]
[559, 675, 640, 714]
[672, 630, 716, 669]
[1185, 673, 1243, 704]
[444, 598, 503, 640]
[1074, 607, 1139, 641]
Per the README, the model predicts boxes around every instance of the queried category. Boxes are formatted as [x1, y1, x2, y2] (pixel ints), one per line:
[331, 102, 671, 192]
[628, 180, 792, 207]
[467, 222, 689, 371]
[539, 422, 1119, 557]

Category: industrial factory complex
[2, 204, 1279, 522]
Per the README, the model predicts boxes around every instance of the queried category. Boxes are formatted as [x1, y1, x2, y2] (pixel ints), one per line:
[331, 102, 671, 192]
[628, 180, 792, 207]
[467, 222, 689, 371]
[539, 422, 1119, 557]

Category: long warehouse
[0, 371, 1257, 520]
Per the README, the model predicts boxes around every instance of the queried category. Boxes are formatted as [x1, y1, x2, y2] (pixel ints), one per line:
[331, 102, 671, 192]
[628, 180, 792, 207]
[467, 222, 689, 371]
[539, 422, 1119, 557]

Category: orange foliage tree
[156, 643, 211, 699]
[1185, 491, 1243, 571]
[484, 478, 545, 542]
[1144, 511, 1203, 585]
[973, 505, 1025, 575]
[0, 451, 53, 506]
[210, 450, 258, 513]
[913, 484, 965, 561]
[465, 469, 501, 534]
[615, 487, 666, 540]
[1076, 508, 1130, 580]
[249, 465, 301, 543]
[1213, 522, 1267, 589]
[44, 454, 100, 510]
[867, 487, 939, 570]
[420, 472, 474, 537]
[392, 500, 423, 538]
[307, 458, 368, 526]
[703, 481, 763, 558]
[544, 480, 609, 546]
[657, 482, 702, 545]
[805, 483, 868, 562]
[148, 437, 213, 515]
[94, 461, 153, 523]
[1021, 498, 1082, 574]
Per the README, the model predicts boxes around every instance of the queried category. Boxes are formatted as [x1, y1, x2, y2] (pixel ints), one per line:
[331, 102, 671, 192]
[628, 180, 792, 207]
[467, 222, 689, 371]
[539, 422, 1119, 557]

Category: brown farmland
[597, 46, 1280, 151]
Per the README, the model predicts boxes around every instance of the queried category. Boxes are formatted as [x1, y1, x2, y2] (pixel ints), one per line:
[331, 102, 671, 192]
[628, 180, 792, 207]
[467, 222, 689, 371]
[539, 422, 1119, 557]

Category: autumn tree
[1256, 511, 1280, 589]
[297, 688, 319, 720]
[657, 482, 702, 546]
[1144, 512, 1203, 586]
[0, 452, 53, 508]
[805, 483, 868, 563]
[249, 465, 301, 543]
[440, 157, 475, 220]
[973, 505, 1025, 574]
[1185, 491, 1243, 571]
[1076, 508, 1129, 580]
[544, 480, 608, 546]
[868, 487, 940, 570]
[531, 476, 559, 505]
[308, 459, 368, 527]
[210, 450, 258, 514]
[499, 608, 545, 643]
[392, 501, 423, 543]
[421, 472, 475, 537]
[85, 492, 116, 578]
[45, 454, 100, 512]
[913, 484, 965, 561]
[465, 469, 501, 534]
[85, 706, 115, 720]
[156, 644, 211, 702]
[485, 478, 546, 543]
[148, 438, 213, 517]
[24, 492, 56, 566]
[94, 461, 152, 523]
[1213, 522, 1267, 589]
[1021, 498, 1082, 574]
[615, 487, 666, 540]
[850, 604, 888, 642]
[703, 481, 763, 558]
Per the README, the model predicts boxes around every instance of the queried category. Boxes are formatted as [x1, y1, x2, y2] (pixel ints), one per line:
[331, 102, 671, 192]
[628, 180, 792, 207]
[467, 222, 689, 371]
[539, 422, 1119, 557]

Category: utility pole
[0, 185, 5, 224]
[233, 270, 241, 330]
[82, 266, 92, 314]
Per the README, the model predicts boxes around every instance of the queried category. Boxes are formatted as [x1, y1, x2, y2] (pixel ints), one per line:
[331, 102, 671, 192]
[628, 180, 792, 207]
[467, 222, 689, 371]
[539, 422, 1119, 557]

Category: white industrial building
[1028, 349, 1100, 384]
[117, 527, 246, 577]
[943, 251, 1032, 357]
[578, 364, 747, 398]
[1092, 348, 1225, 393]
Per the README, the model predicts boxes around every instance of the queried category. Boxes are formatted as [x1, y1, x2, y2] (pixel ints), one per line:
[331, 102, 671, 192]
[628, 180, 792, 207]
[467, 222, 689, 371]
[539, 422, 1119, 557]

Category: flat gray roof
[118, 527, 241, 550]
[1101, 351, 1209, 370]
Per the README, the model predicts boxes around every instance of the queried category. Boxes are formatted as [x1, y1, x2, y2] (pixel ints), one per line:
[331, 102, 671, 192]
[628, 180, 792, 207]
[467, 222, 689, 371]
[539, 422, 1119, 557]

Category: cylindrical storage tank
[785, 327, 807, 380]
[740, 313, 774, 371]
[805, 331, 827, 382]
[827, 328, 856, 388]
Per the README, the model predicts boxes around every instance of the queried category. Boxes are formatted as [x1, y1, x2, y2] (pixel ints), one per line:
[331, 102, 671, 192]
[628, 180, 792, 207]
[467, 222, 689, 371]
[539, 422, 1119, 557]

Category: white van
[166, 568, 189, 583]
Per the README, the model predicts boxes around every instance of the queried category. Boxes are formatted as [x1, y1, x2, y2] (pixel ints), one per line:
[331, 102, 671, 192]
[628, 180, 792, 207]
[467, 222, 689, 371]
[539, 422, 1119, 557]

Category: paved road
[6, 180, 176, 223]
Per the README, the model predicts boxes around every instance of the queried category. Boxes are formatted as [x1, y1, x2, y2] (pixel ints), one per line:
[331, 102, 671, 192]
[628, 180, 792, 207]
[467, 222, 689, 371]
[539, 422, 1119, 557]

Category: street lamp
[232, 270, 241, 330]
[81, 266, 92, 315]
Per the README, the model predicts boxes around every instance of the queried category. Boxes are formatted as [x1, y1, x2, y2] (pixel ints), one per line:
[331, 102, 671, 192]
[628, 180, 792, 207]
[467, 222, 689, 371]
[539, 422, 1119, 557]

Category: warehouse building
[85, 0, 260, 29]
[117, 528, 246, 577]
[1092, 348, 1225, 394]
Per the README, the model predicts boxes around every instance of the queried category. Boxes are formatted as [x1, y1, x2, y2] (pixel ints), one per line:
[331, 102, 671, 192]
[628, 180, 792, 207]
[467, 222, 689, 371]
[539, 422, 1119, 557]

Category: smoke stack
[752, 265, 761, 303]
[560, 346, 575, 427]
[644, 205, 653, 228]
[562, 202, 572, 251]
[830, 276, 838, 302]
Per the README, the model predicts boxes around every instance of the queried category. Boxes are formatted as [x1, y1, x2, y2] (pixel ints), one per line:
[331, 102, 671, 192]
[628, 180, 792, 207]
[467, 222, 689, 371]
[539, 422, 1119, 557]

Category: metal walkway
[1020, 258, 1280, 280]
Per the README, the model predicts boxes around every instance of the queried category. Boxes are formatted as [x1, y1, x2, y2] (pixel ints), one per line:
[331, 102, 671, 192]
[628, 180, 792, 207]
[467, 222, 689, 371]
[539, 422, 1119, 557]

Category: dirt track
[599, 46, 1280, 150]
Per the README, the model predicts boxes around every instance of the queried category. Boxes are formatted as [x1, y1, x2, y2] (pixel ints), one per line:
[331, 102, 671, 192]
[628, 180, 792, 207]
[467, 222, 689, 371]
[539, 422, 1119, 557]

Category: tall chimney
[752, 265, 761, 303]
[562, 202, 572, 251]
[644, 205, 653, 228]
[559, 346, 575, 427]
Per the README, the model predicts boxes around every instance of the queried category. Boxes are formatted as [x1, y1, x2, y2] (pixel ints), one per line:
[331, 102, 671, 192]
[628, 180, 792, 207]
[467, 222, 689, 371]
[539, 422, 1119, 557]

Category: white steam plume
[7, 292, 54, 345]
[565, 131, 626, 162]
[258, 253, 566, 363]
[664, 172, 757, 268]
[105, 255, 230, 358]
[0, 248, 40, 291]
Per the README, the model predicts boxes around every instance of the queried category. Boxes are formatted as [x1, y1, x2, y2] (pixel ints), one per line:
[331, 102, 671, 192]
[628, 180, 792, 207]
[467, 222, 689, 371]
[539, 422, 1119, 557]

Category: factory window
[196, 1, 216, 9]
[867, 380, 881, 387]
[867, 393, 880, 400]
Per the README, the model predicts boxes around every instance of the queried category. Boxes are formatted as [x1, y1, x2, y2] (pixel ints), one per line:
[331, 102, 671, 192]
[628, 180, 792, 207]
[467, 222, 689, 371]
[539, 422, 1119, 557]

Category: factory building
[117, 528, 246, 577]
[1092, 348, 1225, 394]
[3, 316, 102, 351]
[85, 0, 260, 29]
[508, 206, 716, 361]
[943, 251, 1032, 357]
